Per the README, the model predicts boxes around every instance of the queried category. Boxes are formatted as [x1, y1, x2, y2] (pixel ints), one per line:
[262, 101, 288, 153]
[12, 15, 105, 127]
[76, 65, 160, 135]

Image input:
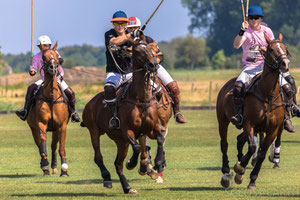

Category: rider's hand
[241, 21, 249, 31]
[29, 66, 36, 76]
[239, 21, 249, 36]
[131, 29, 143, 40]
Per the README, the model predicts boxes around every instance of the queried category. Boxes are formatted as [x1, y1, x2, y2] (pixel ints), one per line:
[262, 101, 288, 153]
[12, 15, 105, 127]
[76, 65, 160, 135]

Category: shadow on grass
[0, 174, 36, 178]
[144, 186, 230, 192]
[12, 193, 116, 198]
[197, 167, 220, 171]
[282, 140, 300, 144]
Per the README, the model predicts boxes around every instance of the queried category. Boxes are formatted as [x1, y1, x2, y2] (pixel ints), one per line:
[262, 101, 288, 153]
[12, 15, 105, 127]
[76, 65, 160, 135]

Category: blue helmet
[111, 10, 129, 22]
[248, 6, 264, 17]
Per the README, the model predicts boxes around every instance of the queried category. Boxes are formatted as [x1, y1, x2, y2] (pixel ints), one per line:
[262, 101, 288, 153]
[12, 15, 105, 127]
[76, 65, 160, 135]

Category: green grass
[1, 110, 300, 199]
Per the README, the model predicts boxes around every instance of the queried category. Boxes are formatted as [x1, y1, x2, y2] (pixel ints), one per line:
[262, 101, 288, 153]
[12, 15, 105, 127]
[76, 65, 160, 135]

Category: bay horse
[81, 38, 165, 194]
[216, 33, 290, 190]
[27, 42, 70, 176]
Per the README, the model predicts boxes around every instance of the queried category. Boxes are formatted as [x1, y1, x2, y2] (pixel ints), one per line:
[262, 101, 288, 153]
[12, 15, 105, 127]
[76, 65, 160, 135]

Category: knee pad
[104, 85, 116, 100]
[285, 75, 296, 94]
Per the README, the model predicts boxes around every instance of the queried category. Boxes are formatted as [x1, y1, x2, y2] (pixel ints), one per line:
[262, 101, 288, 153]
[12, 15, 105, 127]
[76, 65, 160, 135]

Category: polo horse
[216, 33, 290, 190]
[27, 42, 70, 176]
[81, 36, 165, 194]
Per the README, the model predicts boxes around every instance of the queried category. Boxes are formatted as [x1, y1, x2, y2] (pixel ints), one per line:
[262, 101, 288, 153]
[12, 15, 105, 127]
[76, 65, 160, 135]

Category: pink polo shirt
[32, 51, 64, 81]
[241, 25, 275, 66]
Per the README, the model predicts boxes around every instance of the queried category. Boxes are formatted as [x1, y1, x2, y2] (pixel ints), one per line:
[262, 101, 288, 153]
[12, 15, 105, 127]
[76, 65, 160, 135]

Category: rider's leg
[284, 74, 300, 117]
[282, 83, 296, 132]
[230, 81, 245, 126]
[104, 84, 119, 129]
[157, 64, 187, 123]
[16, 83, 38, 120]
[64, 87, 81, 122]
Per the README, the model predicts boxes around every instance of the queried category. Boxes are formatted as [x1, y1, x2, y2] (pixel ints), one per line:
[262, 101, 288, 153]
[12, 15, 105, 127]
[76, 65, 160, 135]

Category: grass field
[1, 110, 300, 199]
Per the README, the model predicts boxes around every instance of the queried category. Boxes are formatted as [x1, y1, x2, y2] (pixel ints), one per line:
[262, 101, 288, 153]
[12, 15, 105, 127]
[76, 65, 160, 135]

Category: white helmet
[37, 35, 52, 46]
[127, 16, 142, 28]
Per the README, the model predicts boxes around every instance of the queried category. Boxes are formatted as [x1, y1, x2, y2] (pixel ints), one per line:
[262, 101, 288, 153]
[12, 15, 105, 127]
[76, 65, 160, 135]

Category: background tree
[211, 50, 226, 69]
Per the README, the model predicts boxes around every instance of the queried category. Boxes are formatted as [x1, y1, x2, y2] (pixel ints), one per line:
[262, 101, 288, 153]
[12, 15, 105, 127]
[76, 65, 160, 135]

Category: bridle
[42, 50, 59, 77]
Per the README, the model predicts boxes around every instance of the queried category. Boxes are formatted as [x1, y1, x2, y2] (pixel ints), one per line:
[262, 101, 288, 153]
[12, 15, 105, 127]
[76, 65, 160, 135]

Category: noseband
[43, 51, 59, 77]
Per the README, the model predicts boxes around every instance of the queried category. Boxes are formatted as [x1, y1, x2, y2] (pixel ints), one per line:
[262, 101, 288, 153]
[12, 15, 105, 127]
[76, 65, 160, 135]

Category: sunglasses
[113, 22, 127, 27]
[249, 16, 261, 20]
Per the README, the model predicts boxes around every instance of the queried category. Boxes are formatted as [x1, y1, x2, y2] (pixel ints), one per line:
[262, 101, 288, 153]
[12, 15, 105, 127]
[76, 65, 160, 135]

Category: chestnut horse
[216, 33, 290, 190]
[27, 42, 70, 176]
[81, 39, 165, 194]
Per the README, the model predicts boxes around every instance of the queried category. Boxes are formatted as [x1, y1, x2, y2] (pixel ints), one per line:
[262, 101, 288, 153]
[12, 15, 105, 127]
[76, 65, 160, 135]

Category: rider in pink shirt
[16, 35, 81, 122]
[231, 6, 298, 132]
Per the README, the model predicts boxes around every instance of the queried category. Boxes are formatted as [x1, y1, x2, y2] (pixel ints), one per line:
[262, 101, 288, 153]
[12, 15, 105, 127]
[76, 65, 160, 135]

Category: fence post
[209, 81, 212, 104]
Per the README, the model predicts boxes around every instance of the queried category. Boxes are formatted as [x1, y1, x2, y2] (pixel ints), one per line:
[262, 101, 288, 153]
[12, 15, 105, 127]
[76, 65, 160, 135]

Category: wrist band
[238, 29, 245, 36]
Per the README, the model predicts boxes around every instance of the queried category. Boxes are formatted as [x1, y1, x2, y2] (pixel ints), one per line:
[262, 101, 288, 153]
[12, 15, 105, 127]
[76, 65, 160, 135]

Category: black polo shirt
[105, 29, 132, 74]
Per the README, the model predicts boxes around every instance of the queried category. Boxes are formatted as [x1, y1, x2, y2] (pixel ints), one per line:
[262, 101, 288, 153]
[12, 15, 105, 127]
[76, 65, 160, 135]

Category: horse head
[132, 36, 158, 73]
[263, 33, 290, 73]
[41, 42, 60, 77]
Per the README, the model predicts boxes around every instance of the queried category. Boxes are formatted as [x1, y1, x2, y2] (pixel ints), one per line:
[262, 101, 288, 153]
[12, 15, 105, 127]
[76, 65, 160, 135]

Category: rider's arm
[109, 33, 132, 46]
[233, 21, 248, 49]
[29, 54, 39, 76]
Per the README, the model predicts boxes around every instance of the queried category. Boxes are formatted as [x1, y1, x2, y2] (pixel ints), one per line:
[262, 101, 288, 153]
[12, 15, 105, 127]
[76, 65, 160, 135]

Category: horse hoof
[128, 188, 138, 194]
[60, 170, 69, 177]
[138, 168, 146, 176]
[251, 158, 257, 167]
[43, 170, 50, 176]
[103, 181, 112, 188]
[221, 173, 233, 188]
[155, 176, 164, 183]
[147, 169, 158, 180]
[126, 160, 135, 170]
[234, 174, 243, 185]
[234, 161, 245, 174]
[52, 168, 58, 174]
[273, 162, 280, 169]
[248, 183, 256, 190]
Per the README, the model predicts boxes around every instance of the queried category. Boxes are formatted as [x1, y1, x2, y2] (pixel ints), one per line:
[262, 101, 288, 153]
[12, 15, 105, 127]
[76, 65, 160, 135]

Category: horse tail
[80, 122, 86, 127]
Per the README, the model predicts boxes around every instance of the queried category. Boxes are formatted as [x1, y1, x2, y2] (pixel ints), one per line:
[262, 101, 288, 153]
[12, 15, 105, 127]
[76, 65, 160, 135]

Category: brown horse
[81, 39, 165, 194]
[216, 33, 290, 190]
[136, 83, 172, 182]
[27, 42, 70, 176]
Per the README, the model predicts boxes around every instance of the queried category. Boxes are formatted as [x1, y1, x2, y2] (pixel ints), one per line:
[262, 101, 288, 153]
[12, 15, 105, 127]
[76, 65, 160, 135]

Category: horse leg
[138, 135, 148, 176]
[58, 124, 68, 177]
[218, 120, 232, 188]
[89, 127, 112, 188]
[51, 131, 59, 174]
[251, 134, 258, 167]
[234, 126, 256, 184]
[114, 140, 137, 194]
[269, 130, 282, 168]
[37, 122, 50, 176]
[126, 131, 141, 170]
[248, 127, 283, 190]
[237, 131, 246, 161]
[153, 130, 165, 183]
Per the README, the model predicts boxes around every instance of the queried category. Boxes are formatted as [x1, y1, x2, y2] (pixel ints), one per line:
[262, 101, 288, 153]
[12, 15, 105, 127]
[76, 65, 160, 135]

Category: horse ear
[52, 41, 58, 51]
[264, 33, 272, 45]
[278, 33, 283, 42]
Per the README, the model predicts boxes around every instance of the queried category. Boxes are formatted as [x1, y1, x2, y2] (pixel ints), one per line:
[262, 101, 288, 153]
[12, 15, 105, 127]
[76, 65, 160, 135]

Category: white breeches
[236, 64, 287, 87]
[35, 79, 69, 91]
[157, 64, 174, 85]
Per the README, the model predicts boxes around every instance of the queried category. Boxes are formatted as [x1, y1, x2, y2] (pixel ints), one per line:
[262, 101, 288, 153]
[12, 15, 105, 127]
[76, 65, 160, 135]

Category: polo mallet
[246, 0, 249, 20]
[240, 0, 246, 22]
[141, 0, 165, 31]
[31, 0, 34, 65]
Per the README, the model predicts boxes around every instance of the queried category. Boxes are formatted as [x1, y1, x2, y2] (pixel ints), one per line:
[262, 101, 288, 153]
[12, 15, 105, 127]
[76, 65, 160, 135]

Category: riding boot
[104, 85, 120, 129]
[285, 75, 300, 117]
[282, 84, 296, 132]
[64, 87, 81, 122]
[16, 83, 38, 121]
[230, 82, 245, 128]
[166, 81, 187, 123]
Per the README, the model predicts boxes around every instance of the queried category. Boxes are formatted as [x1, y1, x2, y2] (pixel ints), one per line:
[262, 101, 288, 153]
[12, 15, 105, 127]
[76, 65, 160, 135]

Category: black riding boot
[16, 84, 38, 121]
[230, 82, 245, 129]
[285, 75, 300, 117]
[282, 84, 295, 132]
[104, 86, 120, 129]
[64, 87, 81, 122]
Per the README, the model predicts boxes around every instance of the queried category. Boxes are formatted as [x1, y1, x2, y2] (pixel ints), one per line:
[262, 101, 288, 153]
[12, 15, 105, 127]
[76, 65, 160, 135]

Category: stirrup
[71, 112, 81, 122]
[231, 114, 243, 126]
[291, 105, 300, 117]
[109, 117, 120, 130]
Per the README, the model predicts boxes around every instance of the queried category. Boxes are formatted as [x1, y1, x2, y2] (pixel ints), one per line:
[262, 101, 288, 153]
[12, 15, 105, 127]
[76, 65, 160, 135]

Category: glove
[28, 65, 36, 76]
[239, 21, 249, 36]
[59, 57, 64, 65]
[131, 29, 143, 39]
